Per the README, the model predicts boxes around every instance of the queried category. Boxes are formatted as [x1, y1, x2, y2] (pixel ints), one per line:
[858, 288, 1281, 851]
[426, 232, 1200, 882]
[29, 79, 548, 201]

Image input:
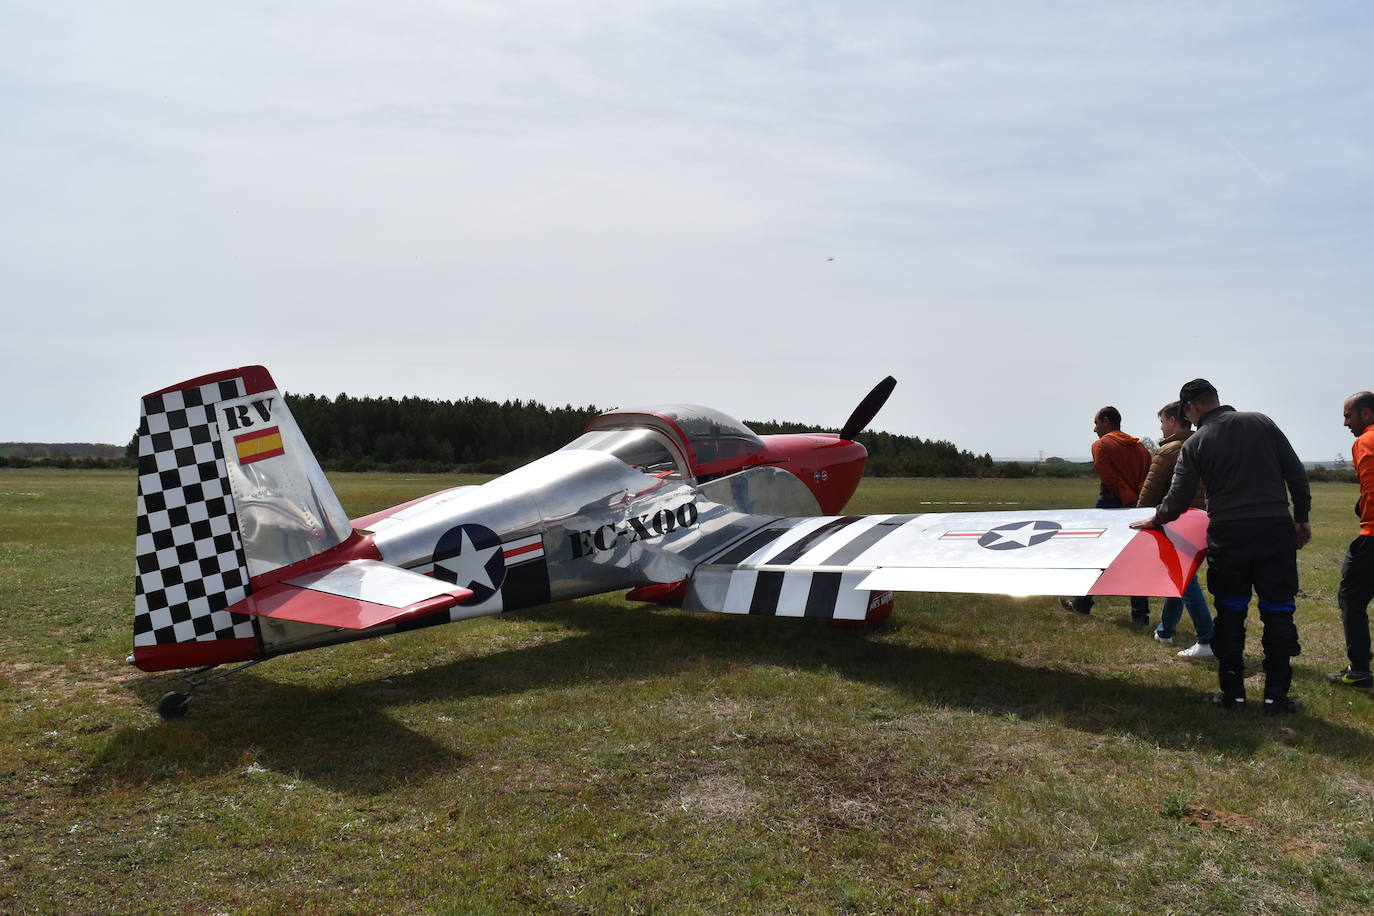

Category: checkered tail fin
[132, 365, 353, 671]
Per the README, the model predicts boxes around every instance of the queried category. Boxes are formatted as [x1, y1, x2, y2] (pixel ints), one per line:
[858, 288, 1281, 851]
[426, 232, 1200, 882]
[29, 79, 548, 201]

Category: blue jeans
[1155, 575, 1213, 643]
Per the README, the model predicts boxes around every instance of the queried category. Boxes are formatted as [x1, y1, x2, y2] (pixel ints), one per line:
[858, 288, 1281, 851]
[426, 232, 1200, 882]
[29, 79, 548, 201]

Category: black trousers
[1339, 535, 1374, 673]
[1206, 518, 1301, 700]
[1074, 492, 1150, 617]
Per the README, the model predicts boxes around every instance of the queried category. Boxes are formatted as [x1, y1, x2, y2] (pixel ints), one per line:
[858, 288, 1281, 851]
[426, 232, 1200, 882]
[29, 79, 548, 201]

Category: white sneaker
[1152, 630, 1173, 646]
[1177, 642, 1215, 659]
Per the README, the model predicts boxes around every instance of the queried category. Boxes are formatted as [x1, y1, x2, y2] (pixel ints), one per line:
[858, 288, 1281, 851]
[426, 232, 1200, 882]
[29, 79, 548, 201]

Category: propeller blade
[839, 376, 897, 440]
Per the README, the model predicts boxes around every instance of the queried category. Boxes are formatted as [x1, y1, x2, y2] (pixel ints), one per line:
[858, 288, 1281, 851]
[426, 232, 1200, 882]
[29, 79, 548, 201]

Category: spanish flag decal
[234, 426, 285, 465]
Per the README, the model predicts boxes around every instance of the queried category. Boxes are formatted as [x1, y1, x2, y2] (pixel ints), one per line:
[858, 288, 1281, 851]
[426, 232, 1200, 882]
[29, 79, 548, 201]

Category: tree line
[8, 391, 1350, 481]
[282, 392, 1004, 477]
[0, 442, 124, 459]
[0, 390, 1093, 480]
[285, 392, 599, 473]
[1, 393, 1003, 476]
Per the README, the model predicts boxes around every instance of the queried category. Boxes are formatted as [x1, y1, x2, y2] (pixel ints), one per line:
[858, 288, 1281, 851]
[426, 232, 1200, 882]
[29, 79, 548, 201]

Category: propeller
[839, 376, 897, 441]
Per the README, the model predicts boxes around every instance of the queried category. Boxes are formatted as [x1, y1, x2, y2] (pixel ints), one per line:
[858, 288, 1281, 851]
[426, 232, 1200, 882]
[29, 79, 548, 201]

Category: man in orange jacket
[1329, 391, 1374, 689]
[1060, 406, 1152, 619]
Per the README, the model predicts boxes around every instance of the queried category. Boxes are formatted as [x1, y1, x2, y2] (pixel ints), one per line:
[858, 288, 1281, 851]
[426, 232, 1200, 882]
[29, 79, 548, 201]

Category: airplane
[130, 365, 1207, 718]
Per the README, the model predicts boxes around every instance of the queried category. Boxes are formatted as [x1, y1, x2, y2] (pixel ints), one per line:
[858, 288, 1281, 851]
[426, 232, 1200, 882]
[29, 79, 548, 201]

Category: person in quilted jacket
[1137, 401, 1214, 659]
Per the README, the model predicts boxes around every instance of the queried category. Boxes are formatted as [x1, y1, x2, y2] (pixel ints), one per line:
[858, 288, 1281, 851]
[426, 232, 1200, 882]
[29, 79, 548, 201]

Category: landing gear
[155, 658, 267, 720]
[158, 691, 191, 719]
[827, 590, 895, 630]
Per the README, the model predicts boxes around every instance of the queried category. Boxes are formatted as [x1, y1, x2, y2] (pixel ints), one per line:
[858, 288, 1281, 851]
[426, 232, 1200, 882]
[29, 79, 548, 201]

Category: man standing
[1138, 401, 1214, 659]
[1061, 406, 1151, 620]
[1328, 391, 1374, 689]
[1132, 380, 1311, 715]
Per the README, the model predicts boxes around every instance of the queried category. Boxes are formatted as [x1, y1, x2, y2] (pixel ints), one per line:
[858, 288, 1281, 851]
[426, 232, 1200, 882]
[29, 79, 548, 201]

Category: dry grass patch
[671, 774, 763, 820]
[1180, 804, 1260, 832]
[712, 732, 995, 835]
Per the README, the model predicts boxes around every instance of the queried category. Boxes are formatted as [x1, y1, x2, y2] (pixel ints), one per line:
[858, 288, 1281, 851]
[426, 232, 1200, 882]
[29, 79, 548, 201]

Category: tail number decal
[570, 503, 700, 559]
[223, 397, 283, 465]
[222, 398, 275, 431]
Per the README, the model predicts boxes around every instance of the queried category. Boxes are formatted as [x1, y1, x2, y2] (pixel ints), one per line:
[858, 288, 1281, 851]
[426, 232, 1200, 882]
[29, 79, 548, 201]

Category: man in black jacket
[1132, 379, 1311, 714]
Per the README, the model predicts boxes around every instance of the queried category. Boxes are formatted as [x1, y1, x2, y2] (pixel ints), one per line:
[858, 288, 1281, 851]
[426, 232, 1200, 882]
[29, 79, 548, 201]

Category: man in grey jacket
[1132, 379, 1311, 714]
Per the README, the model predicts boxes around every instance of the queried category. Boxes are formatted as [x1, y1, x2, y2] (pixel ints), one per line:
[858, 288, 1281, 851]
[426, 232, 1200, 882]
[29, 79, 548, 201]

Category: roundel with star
[977, 520, 1062, 550]
[432, 523, 506, 604]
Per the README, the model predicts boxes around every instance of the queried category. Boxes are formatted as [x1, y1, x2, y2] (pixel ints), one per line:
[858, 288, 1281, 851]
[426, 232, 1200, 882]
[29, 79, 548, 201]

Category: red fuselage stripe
[132, 637, 262, 672]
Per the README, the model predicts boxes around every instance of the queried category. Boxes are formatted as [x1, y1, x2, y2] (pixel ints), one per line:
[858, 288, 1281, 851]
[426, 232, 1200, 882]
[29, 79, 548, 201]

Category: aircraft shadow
[99, 598, 1373, 793]
[89, 677, 471, 795]
[513, 601, 1374, 759]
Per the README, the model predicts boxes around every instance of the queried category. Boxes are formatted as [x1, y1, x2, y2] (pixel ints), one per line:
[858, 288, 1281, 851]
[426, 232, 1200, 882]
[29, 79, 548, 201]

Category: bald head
[1344, 391, 1374, 438]
[1092, 406, 1122, 439]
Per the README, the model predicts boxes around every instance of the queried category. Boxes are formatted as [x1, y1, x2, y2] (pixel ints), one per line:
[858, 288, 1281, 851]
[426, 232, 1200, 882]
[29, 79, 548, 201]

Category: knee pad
[1214, 596, 1251, 614]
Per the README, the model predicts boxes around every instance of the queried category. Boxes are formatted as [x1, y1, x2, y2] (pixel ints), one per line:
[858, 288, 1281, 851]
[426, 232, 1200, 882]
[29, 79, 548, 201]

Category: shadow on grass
[85, 677, 471, 795]
[97, 598, 1374, 793]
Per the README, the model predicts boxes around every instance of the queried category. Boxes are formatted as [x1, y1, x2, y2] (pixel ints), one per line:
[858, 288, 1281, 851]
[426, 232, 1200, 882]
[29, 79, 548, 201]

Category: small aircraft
[131, 366, 1206, 718]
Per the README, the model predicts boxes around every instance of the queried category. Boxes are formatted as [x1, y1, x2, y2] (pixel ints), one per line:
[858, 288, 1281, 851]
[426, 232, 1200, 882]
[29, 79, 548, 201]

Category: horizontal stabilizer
[231, 560, 472, 630]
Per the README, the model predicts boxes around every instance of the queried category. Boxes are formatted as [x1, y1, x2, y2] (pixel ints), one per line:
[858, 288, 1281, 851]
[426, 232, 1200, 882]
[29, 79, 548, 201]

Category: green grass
[4, 468, 1374, 913]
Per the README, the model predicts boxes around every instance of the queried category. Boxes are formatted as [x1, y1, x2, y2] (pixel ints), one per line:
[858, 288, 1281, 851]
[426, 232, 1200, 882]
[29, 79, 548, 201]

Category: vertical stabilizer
[132, 366, 351, 671]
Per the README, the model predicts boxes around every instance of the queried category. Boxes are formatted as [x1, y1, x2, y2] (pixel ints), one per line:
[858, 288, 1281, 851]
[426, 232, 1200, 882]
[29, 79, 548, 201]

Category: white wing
[682, 508, 1206, 620]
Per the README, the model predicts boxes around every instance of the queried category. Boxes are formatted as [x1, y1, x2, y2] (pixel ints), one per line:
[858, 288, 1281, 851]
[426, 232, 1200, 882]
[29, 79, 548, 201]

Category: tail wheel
[157, 691, 192, 720]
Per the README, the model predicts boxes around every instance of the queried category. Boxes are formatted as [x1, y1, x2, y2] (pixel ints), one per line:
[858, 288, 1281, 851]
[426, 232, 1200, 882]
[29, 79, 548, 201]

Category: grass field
[3, 468, 1374, 914]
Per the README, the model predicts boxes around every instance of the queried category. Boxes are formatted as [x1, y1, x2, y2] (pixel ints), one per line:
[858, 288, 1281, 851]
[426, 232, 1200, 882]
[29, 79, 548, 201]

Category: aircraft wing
[682, 507, 1206, 621]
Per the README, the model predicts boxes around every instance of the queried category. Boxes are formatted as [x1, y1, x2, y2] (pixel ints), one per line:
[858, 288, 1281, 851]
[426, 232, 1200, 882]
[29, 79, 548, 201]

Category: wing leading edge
[683, 508, 1206, 617]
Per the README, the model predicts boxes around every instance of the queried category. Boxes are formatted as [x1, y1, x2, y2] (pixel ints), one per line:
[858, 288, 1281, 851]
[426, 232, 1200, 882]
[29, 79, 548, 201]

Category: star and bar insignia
[940, 520, 1107, 551]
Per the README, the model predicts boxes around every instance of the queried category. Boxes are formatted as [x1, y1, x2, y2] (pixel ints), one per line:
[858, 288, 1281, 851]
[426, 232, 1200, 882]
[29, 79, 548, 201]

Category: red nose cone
[759, 434, 869, 515]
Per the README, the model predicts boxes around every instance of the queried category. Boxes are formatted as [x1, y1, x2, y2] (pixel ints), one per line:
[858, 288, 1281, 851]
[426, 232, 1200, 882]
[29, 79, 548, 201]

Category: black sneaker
[1131, 612, 1151, 626]
[1059, 597, 1090, 615]
[1325, 669, 1373, 689]
[1211, 692, 1246, 711]
[1262, 696, 1300, 716]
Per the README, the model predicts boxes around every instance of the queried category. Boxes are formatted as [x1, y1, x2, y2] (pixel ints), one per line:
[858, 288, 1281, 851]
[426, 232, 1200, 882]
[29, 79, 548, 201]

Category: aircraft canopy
[575, 405, 767, 480]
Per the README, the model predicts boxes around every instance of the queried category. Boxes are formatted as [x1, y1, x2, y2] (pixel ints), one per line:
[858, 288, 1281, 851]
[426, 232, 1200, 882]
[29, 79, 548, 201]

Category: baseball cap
[1178, 378, 1217, 405]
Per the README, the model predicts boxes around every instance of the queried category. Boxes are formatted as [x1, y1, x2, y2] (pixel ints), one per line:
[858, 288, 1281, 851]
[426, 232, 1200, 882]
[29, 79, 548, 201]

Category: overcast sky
[3, 1, 1371, 460]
